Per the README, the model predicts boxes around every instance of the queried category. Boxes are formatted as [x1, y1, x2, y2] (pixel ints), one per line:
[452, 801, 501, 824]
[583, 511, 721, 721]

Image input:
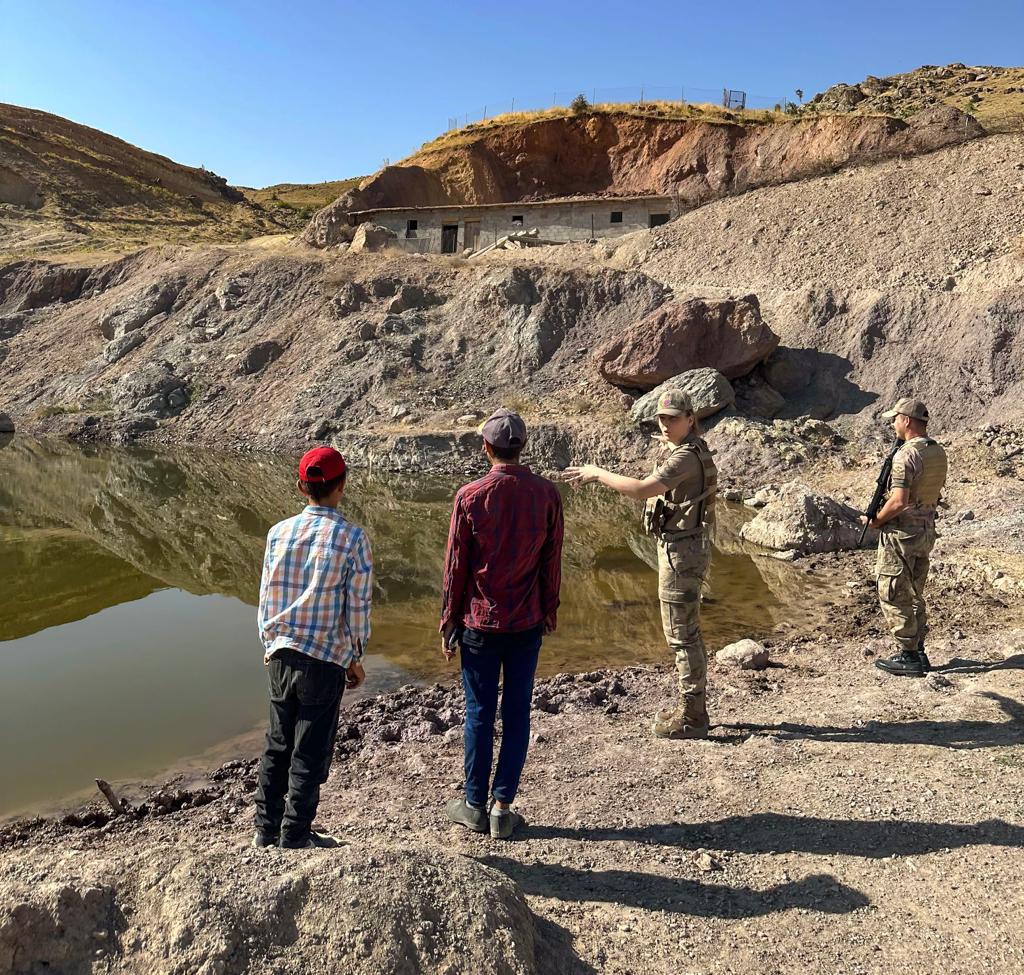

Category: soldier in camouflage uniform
[860, 398, 948, 678]
[564, 389, 718, 738]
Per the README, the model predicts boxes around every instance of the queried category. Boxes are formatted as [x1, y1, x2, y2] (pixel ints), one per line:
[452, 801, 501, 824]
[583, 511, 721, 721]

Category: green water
[0, 436, 808, 818]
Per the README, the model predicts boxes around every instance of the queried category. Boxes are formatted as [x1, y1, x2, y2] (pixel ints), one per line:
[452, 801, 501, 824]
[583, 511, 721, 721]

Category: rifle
[859, 439, 902, 545]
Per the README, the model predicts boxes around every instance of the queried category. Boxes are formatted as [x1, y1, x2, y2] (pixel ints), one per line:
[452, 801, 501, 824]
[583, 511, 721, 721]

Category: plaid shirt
[441, 464, 563, 633]
[258, 506, 372, 668]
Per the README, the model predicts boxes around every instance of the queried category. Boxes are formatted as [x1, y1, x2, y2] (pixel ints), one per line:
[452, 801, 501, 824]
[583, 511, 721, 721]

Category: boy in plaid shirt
[253, 446, 372, 849]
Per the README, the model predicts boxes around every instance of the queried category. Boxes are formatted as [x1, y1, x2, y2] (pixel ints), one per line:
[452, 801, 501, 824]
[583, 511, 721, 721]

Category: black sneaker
[252, 831, 279, 849]
[446, 798, 488, 833]
[875, 649, 926, 678]
[279, 829, 344, 849]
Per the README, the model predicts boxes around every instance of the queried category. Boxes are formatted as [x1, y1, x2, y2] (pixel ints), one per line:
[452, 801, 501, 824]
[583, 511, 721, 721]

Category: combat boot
[918, 641, 932, 673]
[875, 649, 926, 678]
[652, 695, 709, 739]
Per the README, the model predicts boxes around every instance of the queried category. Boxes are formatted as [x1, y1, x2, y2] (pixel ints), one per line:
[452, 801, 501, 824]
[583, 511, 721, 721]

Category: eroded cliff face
[301, 106, 983, 247]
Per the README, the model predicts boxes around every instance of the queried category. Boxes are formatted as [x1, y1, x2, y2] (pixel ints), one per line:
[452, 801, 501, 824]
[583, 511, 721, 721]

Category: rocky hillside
[4, 128, 1022, 471]
[804, 63, 1024, 131]
[302, 106, 983, 247]
[0, 103, 286, 257]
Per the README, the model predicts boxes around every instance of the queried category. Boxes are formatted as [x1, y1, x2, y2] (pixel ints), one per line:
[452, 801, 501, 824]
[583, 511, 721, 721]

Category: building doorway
[649, 213, 670, 228]
[463, 220, 480, 252]
[441, 224, 459, 254]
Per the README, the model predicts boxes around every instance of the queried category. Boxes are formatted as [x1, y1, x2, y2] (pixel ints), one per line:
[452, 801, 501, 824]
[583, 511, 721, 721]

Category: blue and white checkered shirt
[258, 506, 373, 668]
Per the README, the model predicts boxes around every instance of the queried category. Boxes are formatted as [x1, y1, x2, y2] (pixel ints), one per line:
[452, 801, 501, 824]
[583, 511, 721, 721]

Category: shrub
[570, 94, 590, 114]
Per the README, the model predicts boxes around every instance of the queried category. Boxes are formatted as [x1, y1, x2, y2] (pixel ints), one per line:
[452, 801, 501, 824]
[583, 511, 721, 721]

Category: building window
[405, 219, 418, 238]
[610, 211, 623, 224]
[511, 215, 523, 226]
[649, 213, 670, 228]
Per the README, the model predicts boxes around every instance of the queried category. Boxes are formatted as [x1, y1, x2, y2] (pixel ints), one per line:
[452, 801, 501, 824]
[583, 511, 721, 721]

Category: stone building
[350, 195, 676, 254]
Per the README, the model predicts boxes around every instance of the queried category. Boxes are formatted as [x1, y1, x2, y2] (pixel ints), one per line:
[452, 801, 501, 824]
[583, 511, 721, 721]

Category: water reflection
[0, 438, 815, 816]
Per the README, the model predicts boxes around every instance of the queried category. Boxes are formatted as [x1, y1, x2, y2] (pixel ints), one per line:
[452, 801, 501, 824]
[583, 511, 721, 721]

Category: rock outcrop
[302, 106, 984, 248]
[597, 295, 778, 388]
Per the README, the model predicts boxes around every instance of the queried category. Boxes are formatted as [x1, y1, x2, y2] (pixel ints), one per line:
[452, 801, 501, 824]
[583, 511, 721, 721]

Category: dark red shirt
[441, 464, 564, 633]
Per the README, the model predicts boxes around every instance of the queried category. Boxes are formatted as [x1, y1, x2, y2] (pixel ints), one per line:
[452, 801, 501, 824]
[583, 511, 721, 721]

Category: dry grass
[240, 178, 363, 212]
[413, 101, 790, 156]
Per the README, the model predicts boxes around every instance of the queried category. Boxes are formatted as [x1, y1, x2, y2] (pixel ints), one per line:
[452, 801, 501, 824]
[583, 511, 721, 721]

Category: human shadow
[719, 691, 1024, 750]
[479, 857, 868, 918]
[937, 654, 1024, 675]
[523, 812, 1024, 860]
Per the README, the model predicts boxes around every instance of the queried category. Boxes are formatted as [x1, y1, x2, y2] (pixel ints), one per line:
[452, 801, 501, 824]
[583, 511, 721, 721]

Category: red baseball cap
[298, 446, 347, 483]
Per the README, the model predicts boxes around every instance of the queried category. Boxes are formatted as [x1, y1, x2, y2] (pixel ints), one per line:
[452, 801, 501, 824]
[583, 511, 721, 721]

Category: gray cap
[881, 397, 929, 422]
[480, 407, 527, 450]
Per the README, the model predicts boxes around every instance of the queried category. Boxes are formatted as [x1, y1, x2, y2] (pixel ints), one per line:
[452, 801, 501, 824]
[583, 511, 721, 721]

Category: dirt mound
[0, 845, 572, 975]
[0, 103, 285, 256]
[302, 107, 983, 247]
[804, 63, 1024, 131]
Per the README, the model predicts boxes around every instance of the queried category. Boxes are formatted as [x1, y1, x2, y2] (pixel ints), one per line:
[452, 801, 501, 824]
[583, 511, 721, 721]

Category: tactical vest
[893, 436, 947, 528]
[644, 436, 718, 539]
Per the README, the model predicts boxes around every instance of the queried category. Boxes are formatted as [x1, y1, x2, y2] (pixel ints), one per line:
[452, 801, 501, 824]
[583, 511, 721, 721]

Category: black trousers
[254, 648, 345, 846]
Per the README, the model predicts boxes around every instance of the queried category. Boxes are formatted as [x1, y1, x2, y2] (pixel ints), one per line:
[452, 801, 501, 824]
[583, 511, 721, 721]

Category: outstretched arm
[563, 465, 668, 501]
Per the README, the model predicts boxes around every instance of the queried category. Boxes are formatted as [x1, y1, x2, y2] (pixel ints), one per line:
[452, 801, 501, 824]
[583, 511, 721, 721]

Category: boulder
[597, 295, 778, 389]
[350, 223, 398, 254]
[716, 639, 770, 670]
[0, 411, 14, 433]
[630, 368, 735, 424]
[112, 362, 190, 418]
[739, 480, 867, 554]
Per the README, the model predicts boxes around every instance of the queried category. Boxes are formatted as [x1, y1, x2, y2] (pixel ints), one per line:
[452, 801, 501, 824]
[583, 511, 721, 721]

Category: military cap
[654, 389, 693, 417]
[881, 397, 930, 423]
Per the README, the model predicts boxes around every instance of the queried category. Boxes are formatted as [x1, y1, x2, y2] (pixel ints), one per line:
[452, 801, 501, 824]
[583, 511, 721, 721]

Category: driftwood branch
[95, 778, 131, 816]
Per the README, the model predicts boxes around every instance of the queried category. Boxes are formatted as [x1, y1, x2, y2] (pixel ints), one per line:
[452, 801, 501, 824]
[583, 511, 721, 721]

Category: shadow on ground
[479, 858, 869, 918]
[524, 812, 1024, 859]
[719, 691, 1024, 750]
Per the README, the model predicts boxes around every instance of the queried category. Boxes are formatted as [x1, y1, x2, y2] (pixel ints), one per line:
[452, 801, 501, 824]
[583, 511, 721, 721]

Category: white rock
[716, 639, 770, 671]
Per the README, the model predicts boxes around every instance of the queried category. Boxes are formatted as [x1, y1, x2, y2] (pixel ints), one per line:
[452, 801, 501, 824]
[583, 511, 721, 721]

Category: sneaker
[446, 798, 488, 833]
[279, 829, 344, 849]
[489, 803, 525, 840]
[875, 649, 926, 678]
[252, 831, 279, 849]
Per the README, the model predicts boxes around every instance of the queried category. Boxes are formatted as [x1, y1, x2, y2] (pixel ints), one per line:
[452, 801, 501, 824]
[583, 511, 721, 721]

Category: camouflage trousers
[657, 534, 712, 699]
[875, 524, 937, 654]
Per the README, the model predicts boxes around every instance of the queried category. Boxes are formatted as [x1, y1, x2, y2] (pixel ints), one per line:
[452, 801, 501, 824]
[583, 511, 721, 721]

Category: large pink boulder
[597, 295, 778, 388]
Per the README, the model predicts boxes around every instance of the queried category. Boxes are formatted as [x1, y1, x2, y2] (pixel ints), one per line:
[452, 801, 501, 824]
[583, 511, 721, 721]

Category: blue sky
[3, 0, 1021, 188]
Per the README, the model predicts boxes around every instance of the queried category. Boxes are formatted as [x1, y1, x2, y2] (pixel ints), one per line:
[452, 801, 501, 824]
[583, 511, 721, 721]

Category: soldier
[564, 389, 717, 738]
[860, 398, 948, 678]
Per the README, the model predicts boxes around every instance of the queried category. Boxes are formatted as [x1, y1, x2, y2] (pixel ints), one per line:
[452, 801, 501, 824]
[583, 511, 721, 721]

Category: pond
[0, 436, 816, 818]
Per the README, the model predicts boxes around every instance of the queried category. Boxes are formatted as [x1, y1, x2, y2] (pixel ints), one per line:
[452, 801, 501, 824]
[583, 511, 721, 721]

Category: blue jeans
[459, 624, 542, 808]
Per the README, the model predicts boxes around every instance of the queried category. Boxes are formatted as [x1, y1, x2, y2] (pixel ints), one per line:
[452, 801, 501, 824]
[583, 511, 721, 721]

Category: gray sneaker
[446, 798, 488, 833]
[489, 805, 525, 840]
